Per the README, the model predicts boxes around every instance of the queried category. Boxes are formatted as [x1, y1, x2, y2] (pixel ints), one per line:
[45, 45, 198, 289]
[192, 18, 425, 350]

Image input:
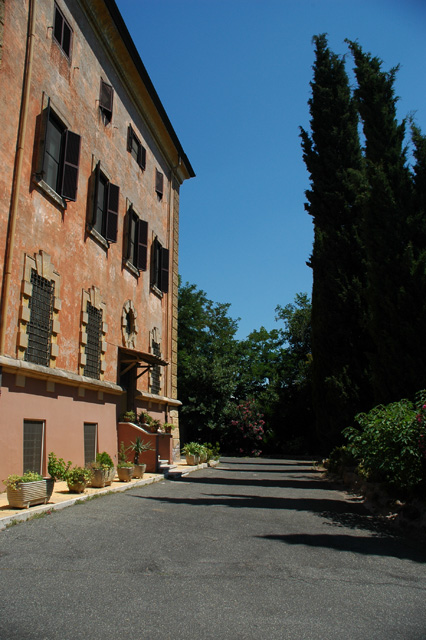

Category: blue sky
[115, 0, 426, 339]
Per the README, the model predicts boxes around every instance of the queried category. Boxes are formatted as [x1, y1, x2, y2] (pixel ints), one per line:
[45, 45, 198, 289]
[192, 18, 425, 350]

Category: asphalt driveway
[0, 457, 425, 640]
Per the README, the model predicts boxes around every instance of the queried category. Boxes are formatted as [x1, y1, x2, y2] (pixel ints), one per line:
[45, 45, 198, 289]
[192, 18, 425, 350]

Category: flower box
[7, 480, 48, 509]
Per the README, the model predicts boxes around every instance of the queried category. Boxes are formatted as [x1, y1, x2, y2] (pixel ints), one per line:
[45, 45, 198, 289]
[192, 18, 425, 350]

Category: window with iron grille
[25, 270, 54, 366]
[151, 341, 161, 394]
[84, 303, 103, 379]
[84, 423, 97, 466]
[23, 420, 44, 474]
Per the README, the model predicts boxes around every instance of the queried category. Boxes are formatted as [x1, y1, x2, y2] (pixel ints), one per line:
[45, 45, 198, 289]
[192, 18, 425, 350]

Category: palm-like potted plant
[181, 442, 202, 466]
[5, 471, 47, 509]
[66, 466, 93, 493]
[117, 441, 134, 482]
[129, 437, 153, 478]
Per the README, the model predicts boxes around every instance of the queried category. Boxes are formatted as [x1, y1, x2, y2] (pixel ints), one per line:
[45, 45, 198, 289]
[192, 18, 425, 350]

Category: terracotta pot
[67, 481, 87, 494]
[117, 466, 134, 482]
[132, 464, 146, 479]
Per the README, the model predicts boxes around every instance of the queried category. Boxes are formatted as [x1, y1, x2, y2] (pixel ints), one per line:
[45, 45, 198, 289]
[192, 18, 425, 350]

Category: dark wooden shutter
[155, 169, 164, 196]
[61, 130, 81, 201]
[136, 219, 148, 271]
[39, 100, 51, 180]
[160, 247, 169, 293]
[92, 161, 101, 226]
[138, 145, 146, 170]
[99, 79, 113, 118]
[105, 182, 119, 242]
[127, 125, 133, 152]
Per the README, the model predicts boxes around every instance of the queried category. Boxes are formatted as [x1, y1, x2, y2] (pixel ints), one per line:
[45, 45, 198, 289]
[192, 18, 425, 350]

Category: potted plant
[181, 442, 202, 466]
[5, 471, 47, 509]
[138, 411, 160, 433]
[129, 437, 152, 478]
[66, 466, 93, 493]
[120, 410, 136, 423]
[163, 422, 174, 434]
[96, 451, 115, 485]
[117, 441, 134, 482]
[47, 452, 71, 498]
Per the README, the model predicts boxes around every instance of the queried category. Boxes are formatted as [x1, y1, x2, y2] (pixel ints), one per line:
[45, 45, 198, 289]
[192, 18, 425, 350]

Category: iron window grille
[84, 303, 103, 379]
[25, 270, 54, 367]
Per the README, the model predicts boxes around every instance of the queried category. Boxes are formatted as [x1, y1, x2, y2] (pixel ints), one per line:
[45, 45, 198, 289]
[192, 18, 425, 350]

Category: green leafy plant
[120, 410, 136, 422]
[138, 412, 160, 432]
[66, 466, 93, 485]
[230, 399, 265, 457]
[326, 445, 357, 474]
[5, 471, 43, 490]
[129, 437, 153, 465]
[92, 451, 114, 470]
[48, 452, 72, 480]
[343, 396, 424, 488]
[203, 442, 220, 461]
[117, 441, 133, 468]
[181, 442, 203, 457]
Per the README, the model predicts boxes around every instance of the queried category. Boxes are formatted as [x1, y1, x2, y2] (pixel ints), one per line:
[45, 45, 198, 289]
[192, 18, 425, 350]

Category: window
[40, 103, 81, 201]
[84, 423, 97, 466]
[126, 205, 148, 271]
[99, 78, 113, 124]
[53, 3, 72, 58]
[91, 162, 119, 243]
[23, 421, 44, 474]
[25, 270, 54, 366]
[84, 303, 103, 379]
[127, 125, 146, 170]
[150, 340, 162, 395]
[151, 238, 169, 294]
[155, 169, 164, 199]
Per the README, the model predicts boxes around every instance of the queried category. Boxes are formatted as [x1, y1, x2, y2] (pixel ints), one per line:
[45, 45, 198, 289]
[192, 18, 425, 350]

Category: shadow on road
[180, 475, 331, 490]
[258, 532, 426, 563]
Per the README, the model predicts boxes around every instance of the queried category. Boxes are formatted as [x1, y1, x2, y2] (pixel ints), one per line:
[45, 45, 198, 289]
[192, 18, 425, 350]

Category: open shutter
[61, 130, 81, 201]
[136, 219, 148, 271]
[92, 161, 101, 227]
[39, 99, 51, 179]
[99, 79, 113, 120]
[160, 247, 169, 293]
[155, 169, 164, 196]
[127, 125, 133, 153]
[105, 182, 119, 242]
[138, 145, 146, 170]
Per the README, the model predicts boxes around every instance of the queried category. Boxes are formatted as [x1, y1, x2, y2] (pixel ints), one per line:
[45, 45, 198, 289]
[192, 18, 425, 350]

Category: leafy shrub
[230, 399, 265, 457]
[343, 397, 425, 489]
[48, 452, 72, 480]
[95, 451, 114, 469]
[66, 466, 93, 485]
[326, 445, 357, 474]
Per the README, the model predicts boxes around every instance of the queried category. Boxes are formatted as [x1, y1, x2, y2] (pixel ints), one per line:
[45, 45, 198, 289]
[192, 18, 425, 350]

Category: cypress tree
[347, 41, 421, 404]
[300, 35, 371, 449]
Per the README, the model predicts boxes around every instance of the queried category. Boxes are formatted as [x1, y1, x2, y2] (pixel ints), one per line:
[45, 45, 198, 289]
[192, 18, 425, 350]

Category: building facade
[0, 0, 194, 487]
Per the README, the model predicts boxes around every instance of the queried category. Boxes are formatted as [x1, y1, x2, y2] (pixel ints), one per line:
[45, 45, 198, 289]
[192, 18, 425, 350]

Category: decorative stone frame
[121, 300, 138, 349]
[17, 251, 61, 365]
[79, 286, 107, 378]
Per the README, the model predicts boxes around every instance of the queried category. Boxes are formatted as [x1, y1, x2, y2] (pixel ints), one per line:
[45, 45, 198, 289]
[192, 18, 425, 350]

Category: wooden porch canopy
[119, 347, 168, 379]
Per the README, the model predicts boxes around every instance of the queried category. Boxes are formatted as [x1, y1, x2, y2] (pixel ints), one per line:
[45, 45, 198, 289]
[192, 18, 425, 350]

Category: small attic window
[53, 3, 72, 59]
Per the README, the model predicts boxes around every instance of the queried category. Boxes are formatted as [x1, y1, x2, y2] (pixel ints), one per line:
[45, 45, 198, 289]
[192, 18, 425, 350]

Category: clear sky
[115, 0, 426, 339]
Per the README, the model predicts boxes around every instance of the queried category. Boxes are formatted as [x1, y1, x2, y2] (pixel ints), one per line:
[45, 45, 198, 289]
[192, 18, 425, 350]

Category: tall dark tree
[347, 41, 422, 404]
[300, 35, 371, 450]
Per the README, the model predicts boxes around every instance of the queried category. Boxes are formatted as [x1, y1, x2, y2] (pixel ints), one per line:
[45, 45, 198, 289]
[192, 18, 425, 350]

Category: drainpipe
[0, 0, 36, 355]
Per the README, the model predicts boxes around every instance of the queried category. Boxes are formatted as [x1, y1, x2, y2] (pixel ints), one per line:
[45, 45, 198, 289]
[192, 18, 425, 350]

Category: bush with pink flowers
[230, 399, 265, 457]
